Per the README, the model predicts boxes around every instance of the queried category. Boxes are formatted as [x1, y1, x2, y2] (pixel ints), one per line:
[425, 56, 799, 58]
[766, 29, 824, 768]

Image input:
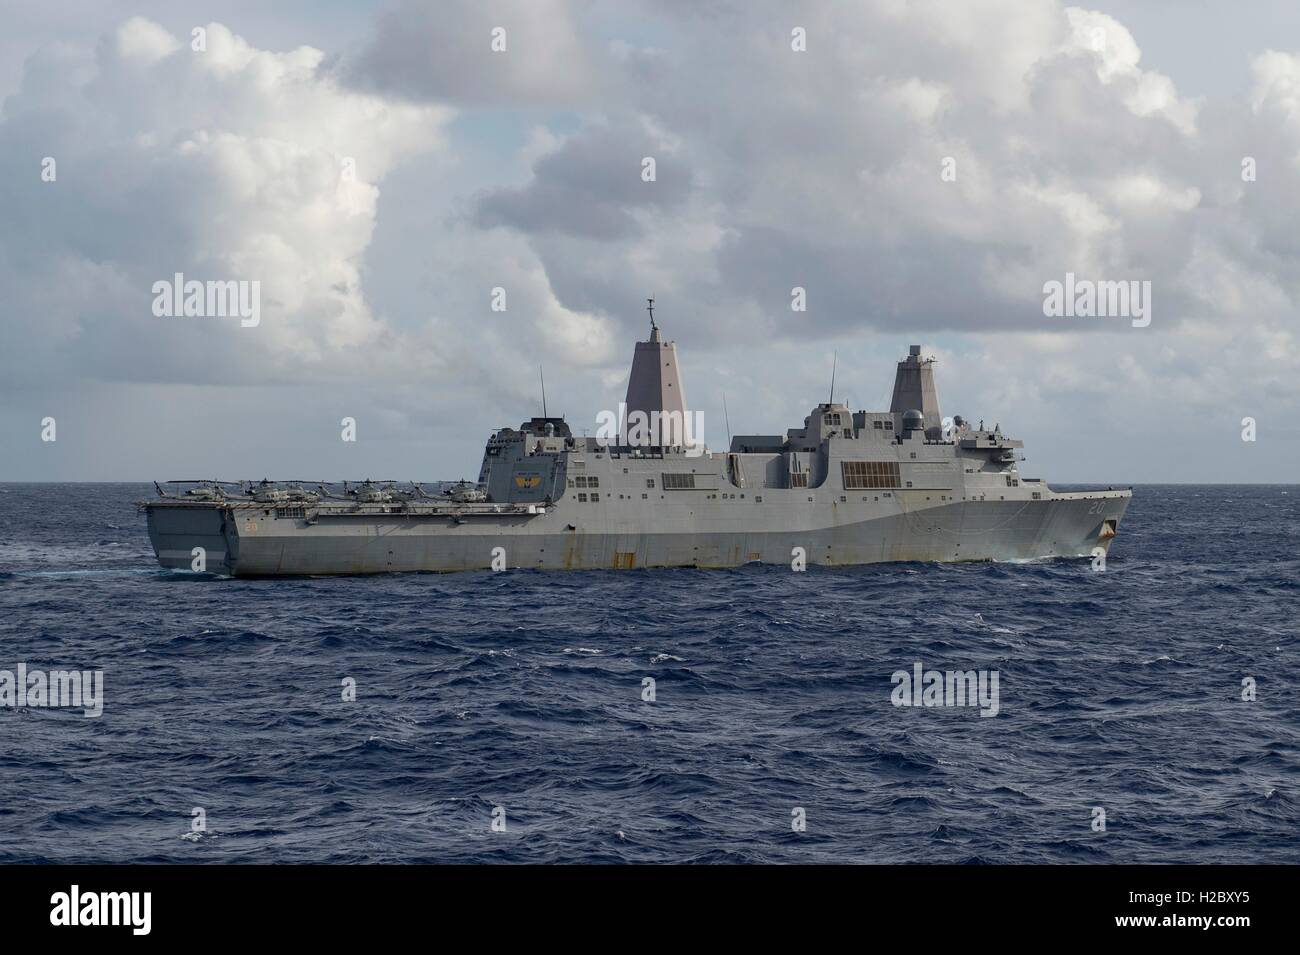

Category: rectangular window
[873, 420, 883, 429]
[589, 477, 599, 488]
[840, 460, 901, 489]
[590, 493, 599, 502]
[661, 473, 697, 490]
[578, 493, 587, 502]
[645, 479, 655, 489]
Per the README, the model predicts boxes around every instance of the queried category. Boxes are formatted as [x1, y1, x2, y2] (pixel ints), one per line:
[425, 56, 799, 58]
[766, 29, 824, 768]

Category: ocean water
[0, 482, 1295, 864]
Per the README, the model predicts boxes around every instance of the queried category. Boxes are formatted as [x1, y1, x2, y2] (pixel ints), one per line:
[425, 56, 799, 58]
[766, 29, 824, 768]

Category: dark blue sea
[0, 483, 1296, 864]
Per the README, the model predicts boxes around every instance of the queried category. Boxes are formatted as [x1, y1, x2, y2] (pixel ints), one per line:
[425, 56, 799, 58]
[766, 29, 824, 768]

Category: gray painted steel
[142, 325, 1131, 576]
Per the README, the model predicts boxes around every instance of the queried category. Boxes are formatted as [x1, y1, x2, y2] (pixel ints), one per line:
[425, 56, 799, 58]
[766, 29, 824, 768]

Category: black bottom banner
[0, 863, 1283, 941]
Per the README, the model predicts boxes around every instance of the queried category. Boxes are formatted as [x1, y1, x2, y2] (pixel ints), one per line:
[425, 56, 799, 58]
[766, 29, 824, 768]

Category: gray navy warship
[143, 310, 1131, 575]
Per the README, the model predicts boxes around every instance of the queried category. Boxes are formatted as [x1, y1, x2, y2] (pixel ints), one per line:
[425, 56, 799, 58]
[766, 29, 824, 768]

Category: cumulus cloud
[0, 17, 449, 389]
[475, 118, 693, 240]
[347, 0, 598, 105]
[2, 1, 1298, 481]
[391, 1, 1297, 469]
[451, 1, 1225, 342]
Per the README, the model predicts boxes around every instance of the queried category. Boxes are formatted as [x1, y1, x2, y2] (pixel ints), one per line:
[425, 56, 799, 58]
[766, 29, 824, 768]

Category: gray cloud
[474, 120, 693, 239]
[2, 1, 1298, 482]
[346, 0, 598, 105]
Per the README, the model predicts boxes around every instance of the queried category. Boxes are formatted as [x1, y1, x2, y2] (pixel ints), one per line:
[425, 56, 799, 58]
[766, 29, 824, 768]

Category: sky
[1, 0, 1298, 484]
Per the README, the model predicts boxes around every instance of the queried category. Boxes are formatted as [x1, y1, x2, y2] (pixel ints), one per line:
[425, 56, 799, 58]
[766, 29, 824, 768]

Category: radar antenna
[646, 296, 656, 332]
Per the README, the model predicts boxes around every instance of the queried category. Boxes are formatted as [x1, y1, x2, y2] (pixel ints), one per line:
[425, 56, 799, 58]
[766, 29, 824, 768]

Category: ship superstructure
[142, 317, 1130, 575]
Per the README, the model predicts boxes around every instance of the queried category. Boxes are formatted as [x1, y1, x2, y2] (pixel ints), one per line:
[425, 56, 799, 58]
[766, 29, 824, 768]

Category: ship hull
[144, 492, 1130, 575]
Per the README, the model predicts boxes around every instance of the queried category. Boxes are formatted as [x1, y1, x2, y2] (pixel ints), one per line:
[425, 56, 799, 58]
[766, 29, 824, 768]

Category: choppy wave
[0, 482, 1296, 863]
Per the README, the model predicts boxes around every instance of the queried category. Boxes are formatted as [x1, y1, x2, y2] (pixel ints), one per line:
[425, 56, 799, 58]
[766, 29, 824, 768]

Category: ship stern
[145, 504, 235, 574]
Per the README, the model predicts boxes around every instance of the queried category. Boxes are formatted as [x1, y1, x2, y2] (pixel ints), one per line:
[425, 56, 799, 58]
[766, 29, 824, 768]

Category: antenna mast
[723, 393, 732, 449]
[646, 296, 656, 332]
[539, 365, 547, 419]
[828, 352, 837, 406]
